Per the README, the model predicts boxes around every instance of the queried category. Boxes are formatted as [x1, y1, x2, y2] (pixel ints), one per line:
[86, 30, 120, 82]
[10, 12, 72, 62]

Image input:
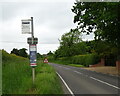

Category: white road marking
[90, 76, 120, 89]
[56, 72, 75, 96]
[74, 71, 82, 74]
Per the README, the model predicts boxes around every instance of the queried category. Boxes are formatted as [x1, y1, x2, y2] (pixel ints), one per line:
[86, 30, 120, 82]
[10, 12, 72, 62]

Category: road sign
[29, 45, 37, 67]
[27, 37, 38, 44]
[21, 20, 31, 34]
[44, 58, 48, 63]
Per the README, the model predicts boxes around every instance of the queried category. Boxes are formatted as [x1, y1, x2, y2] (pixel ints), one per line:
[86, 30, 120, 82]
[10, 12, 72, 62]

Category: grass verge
[32, 61, 63, 94]
[2, 50, 63, 94]
[50, 60, 84, 68]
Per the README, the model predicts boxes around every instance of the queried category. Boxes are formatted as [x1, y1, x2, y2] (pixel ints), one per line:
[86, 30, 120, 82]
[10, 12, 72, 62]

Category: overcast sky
[0, 0, 94, 54]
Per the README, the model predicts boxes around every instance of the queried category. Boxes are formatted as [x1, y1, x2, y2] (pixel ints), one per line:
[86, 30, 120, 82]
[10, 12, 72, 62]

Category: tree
[72, 2, 120, 48]
[47, 51, 53, 56]
[73, 41, 88, 55]
[19, 48, 28, 58]
[37, 53, 42, 59]
[11, 48, 19, 56]
[60, 28, 82, 47]
[54, 28, 82, 57]
[11, 48, 28, 58]
[60, 28, 82, 57]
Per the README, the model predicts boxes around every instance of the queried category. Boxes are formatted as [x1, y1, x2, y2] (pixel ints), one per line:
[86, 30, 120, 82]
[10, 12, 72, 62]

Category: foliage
[11, 48, 28, 58]
[71, 54, 100, 67]
[37, 53, 43, 59]
[47, 51, 53, 56]
[51, 2, 120, 66]
[72, 2, 120, 48]
[60, 28, 82, 47]
[19, 48, 28, 58]
[11, 48, 19, 56]
[51, 53, 100, 67]
[54, 28, 83, 58]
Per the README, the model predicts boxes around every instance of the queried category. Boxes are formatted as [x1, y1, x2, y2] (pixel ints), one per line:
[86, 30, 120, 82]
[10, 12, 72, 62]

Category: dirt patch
[84, 66, 120, 76]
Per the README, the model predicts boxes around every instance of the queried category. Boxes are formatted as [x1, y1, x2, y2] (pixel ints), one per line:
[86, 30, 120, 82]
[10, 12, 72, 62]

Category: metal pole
[31, 17, 34, 44]
[32, 67, 35, 86]
[31, 17, 35, 86]
[31, 17, 34, 38]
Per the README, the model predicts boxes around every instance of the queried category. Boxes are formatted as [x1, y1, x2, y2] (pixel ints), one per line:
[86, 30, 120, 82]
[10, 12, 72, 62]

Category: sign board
[27, 37, 38, 44]
[21, 20, 31, 34]
[44, 58, 48, 63]
[30, 51, 37, 66]
[30, 45, 36, 51]
[29, 45, 37, 67]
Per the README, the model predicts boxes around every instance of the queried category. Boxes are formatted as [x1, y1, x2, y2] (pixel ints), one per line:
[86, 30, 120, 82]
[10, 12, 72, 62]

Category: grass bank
[2, 50, 63, 94]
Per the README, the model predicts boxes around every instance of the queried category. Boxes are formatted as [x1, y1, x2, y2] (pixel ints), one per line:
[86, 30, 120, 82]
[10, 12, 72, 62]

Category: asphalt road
[49, 63, 120, 96]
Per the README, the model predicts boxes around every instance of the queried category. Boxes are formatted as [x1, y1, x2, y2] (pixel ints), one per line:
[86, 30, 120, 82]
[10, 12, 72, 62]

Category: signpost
[21, 17, 38, 86]
[21, 19, 31, 34]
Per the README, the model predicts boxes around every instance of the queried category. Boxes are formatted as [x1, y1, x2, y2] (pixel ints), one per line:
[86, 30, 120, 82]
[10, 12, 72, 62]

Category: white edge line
[90, 76, 120, 90]
[56, 72, 75, 96]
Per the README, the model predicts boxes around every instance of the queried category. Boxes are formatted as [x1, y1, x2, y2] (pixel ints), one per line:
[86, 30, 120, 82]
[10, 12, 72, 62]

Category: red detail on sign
[30, 63, 37, 66]
[31, 45, 36, 46]
[44, 59, 48, 63]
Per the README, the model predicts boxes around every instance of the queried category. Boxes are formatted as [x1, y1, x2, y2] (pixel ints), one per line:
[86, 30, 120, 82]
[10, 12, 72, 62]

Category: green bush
[71, 54, 100, 66]
[50, 53, 100, 67]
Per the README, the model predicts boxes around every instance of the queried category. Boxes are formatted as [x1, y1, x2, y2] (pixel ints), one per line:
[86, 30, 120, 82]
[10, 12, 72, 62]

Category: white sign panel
[21, 20, 31, 34]
[30, 45, 36, 51]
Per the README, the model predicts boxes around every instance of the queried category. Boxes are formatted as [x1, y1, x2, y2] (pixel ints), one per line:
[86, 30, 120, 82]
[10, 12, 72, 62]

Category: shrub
[50, 53, 100, 67]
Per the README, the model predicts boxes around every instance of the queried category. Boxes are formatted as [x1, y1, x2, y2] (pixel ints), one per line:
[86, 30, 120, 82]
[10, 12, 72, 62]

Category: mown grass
[2, 50, 63, 94]
[68, 64, 84, 67]
[50, 60, 84, 68]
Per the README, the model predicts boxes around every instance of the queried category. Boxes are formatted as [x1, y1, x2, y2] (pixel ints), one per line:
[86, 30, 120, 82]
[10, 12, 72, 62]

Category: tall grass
[2, 50, 32, 94]
[2, 50, 63, 94]
[35, 62, 63, 94]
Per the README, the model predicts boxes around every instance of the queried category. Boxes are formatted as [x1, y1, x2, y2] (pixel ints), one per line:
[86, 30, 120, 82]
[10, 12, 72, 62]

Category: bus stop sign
[29, 45, 37, 67]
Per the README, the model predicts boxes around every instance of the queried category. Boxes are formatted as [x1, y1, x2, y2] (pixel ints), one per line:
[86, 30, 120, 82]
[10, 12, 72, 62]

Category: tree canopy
[11, 48, 28, 58]
[72, 2, 120, 47]
[54, 29, 84, 57]
[60, 28, 82, 47]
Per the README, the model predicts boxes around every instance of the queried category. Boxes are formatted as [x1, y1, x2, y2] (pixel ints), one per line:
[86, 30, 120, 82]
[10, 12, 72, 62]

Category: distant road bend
[49, 63, 120, 96]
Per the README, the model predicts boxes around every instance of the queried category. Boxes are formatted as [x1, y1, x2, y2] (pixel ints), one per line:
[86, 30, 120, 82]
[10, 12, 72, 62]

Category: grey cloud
[0, 1, 94, 54]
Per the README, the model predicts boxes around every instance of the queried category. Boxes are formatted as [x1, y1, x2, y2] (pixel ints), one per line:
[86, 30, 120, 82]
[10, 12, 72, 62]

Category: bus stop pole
[31, 17, 35, 86]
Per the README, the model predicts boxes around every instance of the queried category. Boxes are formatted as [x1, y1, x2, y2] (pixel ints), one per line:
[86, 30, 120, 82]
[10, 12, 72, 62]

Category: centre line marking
[90, 76, 120, 89]
[56, 72, 75, 96]
[74, 71, 82, 74]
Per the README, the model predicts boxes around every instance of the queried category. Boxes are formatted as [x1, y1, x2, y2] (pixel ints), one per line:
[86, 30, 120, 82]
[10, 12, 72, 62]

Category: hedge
[49, 53, 100, 67]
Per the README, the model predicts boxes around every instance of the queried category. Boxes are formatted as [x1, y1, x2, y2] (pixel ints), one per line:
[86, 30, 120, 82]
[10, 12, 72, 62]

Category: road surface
[49, 63, 120, 96]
